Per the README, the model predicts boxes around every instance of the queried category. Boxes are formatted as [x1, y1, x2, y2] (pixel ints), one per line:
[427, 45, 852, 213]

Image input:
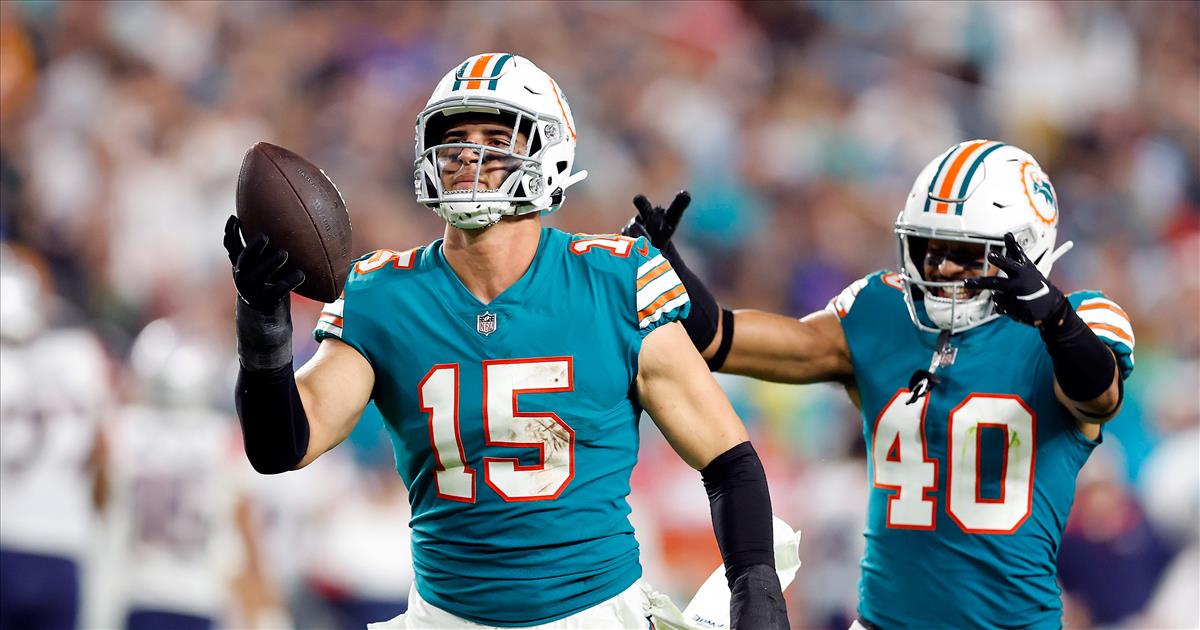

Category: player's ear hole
[557, 161, 568, 174]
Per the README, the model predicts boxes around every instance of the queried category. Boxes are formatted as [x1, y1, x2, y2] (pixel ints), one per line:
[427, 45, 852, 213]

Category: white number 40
[873, 392, 1036, 534]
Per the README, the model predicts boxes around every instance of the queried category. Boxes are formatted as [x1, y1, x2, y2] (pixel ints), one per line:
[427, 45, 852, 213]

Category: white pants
[370, 517, 803, 630]
[369, 579, 660, 630]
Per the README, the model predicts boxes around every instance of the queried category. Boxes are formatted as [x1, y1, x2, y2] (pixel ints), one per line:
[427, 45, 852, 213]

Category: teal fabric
[837, 271, 1133, 629]
[314, 227, 688, 625]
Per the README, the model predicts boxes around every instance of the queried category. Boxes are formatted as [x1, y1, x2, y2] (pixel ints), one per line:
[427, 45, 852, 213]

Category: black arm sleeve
[660, 242, 722, 354]
[701, 441, 776, 581]
[233, 298, 309, 474]
[235, 362, 310, 475]
[1039, 301, 1119, 403]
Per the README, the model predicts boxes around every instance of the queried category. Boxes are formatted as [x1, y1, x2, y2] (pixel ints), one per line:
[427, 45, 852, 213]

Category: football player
[0, 245, 112, 630]
[108, 319, 273, 630]
[223, 54, 788, 628]
[623, 141, 1134, 629]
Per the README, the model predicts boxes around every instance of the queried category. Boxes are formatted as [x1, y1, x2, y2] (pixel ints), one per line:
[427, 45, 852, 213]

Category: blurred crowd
[1, 1, 1197, 628]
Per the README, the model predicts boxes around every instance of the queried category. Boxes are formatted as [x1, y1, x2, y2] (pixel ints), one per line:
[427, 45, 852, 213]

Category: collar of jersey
[431, 226, 562, 309]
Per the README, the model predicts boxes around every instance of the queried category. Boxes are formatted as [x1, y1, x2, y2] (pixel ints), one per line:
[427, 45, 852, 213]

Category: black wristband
[235, 362, 310, 474]
[236, 297, 293, 372]
[1039, 301, 1118, 402]
[707, 308, 735, 371]
[701, 441, 776, 584]
[661, 242, 720, 352]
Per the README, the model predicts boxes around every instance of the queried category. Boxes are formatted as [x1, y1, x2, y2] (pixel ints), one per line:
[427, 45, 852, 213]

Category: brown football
[236, 142, 351, 303]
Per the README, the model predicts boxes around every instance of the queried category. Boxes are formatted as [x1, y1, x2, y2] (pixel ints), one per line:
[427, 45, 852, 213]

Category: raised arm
[623, 192, 853, 384]
[636, 321, 788, 630]
[225, 216, 372, 473]
[710, 308, 852, 383]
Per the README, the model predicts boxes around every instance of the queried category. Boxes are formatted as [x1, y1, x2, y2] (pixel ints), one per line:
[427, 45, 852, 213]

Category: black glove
[224, 215, 305, 313]
[621, 192, 733, 366]
[731, 564, 789, 629]
[224, 215, 304, 371]
[622, 191, 690, 249]
[965, 232, 1067, 328]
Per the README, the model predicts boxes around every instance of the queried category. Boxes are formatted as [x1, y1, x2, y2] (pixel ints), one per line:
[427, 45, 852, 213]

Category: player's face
[922, 239, 998, 298]
[438, 120, 529, 193]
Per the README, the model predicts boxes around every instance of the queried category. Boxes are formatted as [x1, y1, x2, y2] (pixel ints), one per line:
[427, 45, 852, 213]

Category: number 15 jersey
[313, 227, 689, 626]
[829, 271, 1135, 630]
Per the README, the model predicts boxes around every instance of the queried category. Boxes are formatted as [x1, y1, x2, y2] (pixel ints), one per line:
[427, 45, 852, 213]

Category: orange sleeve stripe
[319, 315, 344, 328]
[638, 285, 687, 320]
[1089, 322, 1133, 343]
[465, 54, 493, 89]
[636, 261, 673, 290]
[1078, 302, 1131, 322]
[935, 141, 987, 214]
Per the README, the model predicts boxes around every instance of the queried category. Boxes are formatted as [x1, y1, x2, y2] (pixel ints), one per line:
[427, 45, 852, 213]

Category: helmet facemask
[415, 98, 567, 230]
[895, 227, 1014, 334]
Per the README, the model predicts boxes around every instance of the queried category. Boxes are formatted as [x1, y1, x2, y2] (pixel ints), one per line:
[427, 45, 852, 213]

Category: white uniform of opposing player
[0, 246, 111, 630]
[106, 319, 264, 629]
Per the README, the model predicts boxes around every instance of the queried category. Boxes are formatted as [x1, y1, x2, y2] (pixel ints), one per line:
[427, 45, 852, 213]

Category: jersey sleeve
[825, 271, 904, 320]
[1069, 291, 1135, 380]
[312, 258, 374, 364]
[633, 237, 691, 336]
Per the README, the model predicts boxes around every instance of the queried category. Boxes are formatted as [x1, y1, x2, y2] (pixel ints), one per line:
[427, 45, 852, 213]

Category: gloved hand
[224, 215, 304, 371]
[730, 564, 790, 630]
[965, 232, 1067, 328]
[223, 215, 305, 312]
[622, 191, 691, 250]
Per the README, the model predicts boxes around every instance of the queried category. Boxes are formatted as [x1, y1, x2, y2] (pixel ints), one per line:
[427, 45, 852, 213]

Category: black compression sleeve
[660, 242, 721, 353]
[1039, 301, 1118, 402]
[235, 362, 310, 474]
[701, 441, 776, 583]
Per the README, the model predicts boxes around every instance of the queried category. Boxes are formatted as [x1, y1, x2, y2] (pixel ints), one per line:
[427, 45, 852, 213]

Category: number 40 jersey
[312, 227, 689, 627]
[829, 271, 1135, 630]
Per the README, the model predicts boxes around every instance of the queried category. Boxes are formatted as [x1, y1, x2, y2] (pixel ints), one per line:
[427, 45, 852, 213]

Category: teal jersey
[313, 228, 689, 626]
[828, 272, 1135, 630]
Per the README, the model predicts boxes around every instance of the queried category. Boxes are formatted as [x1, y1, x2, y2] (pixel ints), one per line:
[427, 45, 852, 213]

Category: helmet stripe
[451, 60, 471, 90]
[953, 142, 1006, 215]
[923, 147, 958, 212]
[548, 79, 576, 141]
[487, 54, 514, 90]
[465, 54, 494, 90]
[933, 140, 989, 214]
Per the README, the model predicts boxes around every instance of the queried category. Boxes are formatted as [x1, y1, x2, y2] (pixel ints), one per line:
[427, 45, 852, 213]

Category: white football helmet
[414, 53, 588, 229]
[0, 244, 48, 343]
[895, 140, 1073, 333]
[130, 318, 224, 409]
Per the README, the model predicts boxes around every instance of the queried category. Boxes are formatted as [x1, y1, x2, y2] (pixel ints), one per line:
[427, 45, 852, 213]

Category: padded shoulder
[826, 270, 906, 319]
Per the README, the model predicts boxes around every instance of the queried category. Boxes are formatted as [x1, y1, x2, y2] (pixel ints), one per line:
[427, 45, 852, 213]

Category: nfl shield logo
[476, 312, 498, 336]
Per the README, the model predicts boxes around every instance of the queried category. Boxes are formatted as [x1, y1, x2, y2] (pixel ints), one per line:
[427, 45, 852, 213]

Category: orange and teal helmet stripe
[923, 147, 958, 213]
[952, 142, 1006, 215]
[451, 54, 515, 91]
[923, 140, 1004, 215]
[486, 54, 513, 90]
[450, 60, 471, 90]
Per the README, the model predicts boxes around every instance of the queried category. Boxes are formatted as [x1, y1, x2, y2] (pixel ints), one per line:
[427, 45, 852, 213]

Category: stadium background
[1, 1, 1197, 628]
